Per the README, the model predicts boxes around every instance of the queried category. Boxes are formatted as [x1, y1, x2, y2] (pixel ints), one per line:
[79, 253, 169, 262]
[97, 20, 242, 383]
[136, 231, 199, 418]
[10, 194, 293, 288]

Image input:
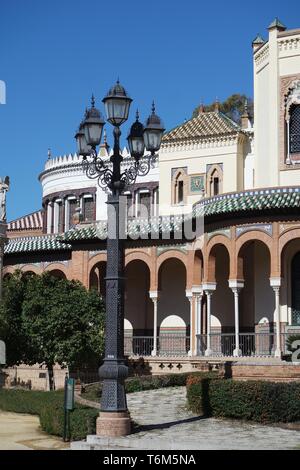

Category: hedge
[186, 376, 300, 423]
[0, 389, 98, 440]
[83, 372, 219, 401]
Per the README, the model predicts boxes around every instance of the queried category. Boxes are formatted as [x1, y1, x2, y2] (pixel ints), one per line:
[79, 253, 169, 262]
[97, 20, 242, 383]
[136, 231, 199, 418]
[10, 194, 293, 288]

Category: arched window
[290, 104, 300, 154]
[206, 164, 223, 197]
[178, 180, 184, 203]
[285, 80, 300, 163]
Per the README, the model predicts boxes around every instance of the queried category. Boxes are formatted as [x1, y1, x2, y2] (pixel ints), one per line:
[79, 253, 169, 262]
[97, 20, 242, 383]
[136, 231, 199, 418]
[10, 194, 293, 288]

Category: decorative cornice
[207, 228, 231, 240]
[39, 154, 158, 182]
[160, 133, 240, 153]
[279, 223, 300, 234]
[156, 244, 188, 256]
[254, 43, 269, 68]
[236, 223, 273, 238]
[278, 36, 300, 54]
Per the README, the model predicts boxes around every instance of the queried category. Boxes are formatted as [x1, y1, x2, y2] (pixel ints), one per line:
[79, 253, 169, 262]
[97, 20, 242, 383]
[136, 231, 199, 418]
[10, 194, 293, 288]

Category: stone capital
[228, 279, 244, 291]
[270, 277, 282, 289]
[191, 285, 203, 295]
[149, 290, 159, 300]
[202, 282, 217, 293]
[185, 289, 193, 300]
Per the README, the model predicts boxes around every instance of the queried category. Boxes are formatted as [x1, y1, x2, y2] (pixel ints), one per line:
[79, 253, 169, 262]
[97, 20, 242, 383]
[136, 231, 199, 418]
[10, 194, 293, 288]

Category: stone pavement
[72, 386, 300, 450]
[0, 412, 69, 450]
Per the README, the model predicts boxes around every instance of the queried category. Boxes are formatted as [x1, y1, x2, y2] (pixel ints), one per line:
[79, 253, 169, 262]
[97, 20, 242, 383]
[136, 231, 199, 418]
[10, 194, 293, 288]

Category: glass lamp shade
[143, 129, 163, 153]
[75, 125, 91, 157]
[83, 119, 104, 147]
[143, 103, 165, 153]
[103, 81, 132, 126]
[127, 115, 145, 160]
[83, 99, 105, 147]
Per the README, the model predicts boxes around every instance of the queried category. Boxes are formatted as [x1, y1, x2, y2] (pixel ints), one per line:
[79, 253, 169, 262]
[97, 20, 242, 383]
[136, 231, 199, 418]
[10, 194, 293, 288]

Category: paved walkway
[0, 412, 69, 450]
[73, 387, 300, 450]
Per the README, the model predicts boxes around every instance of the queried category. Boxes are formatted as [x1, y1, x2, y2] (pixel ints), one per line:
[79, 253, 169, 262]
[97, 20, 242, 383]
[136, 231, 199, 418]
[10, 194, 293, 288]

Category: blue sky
[0, 0, 299, 220]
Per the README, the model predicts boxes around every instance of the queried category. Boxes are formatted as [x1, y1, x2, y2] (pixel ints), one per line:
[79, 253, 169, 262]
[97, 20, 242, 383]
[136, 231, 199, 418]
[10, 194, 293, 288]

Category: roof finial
[198, 99, 205, 114]
[117, 77, 120, 84]
[214, 97, 220, 112]
[91, 94, 95, 107]
[136, 109, 139, 121]
[152, 100, 156, 114]
[103, 128, 107, 145]
[47, 148, 51, 160]
[241, 98, 251, 129]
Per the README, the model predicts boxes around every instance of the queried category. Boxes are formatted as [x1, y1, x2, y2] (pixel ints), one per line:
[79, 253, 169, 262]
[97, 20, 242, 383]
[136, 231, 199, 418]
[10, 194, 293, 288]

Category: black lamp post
[75, 81, 164, 436]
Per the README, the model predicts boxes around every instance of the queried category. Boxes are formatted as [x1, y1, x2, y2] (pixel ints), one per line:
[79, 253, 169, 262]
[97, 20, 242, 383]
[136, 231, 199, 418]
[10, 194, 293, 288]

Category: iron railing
[124, 334, 190, 357]
[124, 332, 299, 358]
[197, 332, 298, 357]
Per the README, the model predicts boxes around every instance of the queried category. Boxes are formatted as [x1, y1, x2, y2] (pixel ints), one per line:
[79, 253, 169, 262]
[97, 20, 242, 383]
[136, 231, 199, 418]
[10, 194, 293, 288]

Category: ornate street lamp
[75, 81, 164, 437]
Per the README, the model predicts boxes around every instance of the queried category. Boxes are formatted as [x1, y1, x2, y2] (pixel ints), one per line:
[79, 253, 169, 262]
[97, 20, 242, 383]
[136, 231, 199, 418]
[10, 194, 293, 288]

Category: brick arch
[157, 251, 188, 292]
[88, 253, 107, 271]
[193, 249, 204, 285]
[157, 250, 188, 272]
[21, 264, 42, 275]
[125, 250, 157, 290]
[279, 228, 300, 278]
[3, 266, 20, 276]
[125, 251, 152, 270]
[44, 263, 69, 279]
[235, 231, 273, 279]
[204, 236, 232, 282]
[279, 228, 300, 255]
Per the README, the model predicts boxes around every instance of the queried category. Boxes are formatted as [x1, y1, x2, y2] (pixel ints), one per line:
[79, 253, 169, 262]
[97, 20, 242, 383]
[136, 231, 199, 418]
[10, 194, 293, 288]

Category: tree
[0, 272, 105, 389]
[192, 94, 254, 125]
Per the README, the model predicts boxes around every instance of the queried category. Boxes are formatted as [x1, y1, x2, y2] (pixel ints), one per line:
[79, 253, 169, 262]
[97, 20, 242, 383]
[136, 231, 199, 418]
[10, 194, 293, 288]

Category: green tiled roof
[194, 187, 300, 218]
[268, 18, 286, 30]
[4, 188, 300, 254]
[4, 236, 71, 255]
[252, 34, 265, 45]
[62, 216, 186, 242]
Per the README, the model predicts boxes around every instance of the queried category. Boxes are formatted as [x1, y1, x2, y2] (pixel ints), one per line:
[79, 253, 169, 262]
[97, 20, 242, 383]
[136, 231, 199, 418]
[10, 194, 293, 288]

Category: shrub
[186, 376, 300, 423]
[0, 389, 98, 440]
[39, 403, 98, 440]
[186, 374, 217, 415]
[83, 371, 218, 401]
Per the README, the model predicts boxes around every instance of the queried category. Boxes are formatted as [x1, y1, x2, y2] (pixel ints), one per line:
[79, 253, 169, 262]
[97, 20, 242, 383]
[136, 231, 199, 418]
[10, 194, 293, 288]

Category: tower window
[290, 104, 300, 154]
[178, 180, 184, 203]
[213, 177, 219, 196]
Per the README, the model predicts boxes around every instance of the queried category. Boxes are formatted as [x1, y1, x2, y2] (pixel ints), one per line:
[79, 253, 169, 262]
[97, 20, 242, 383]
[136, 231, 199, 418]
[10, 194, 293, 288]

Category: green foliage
[0, 271, 105, 372]
[192, 94, 254, 124]
[0, 270, 28, 365]
[0, 388, 98, 440]
[83, 372, 218, 401]
[186, 377, 300, 423]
